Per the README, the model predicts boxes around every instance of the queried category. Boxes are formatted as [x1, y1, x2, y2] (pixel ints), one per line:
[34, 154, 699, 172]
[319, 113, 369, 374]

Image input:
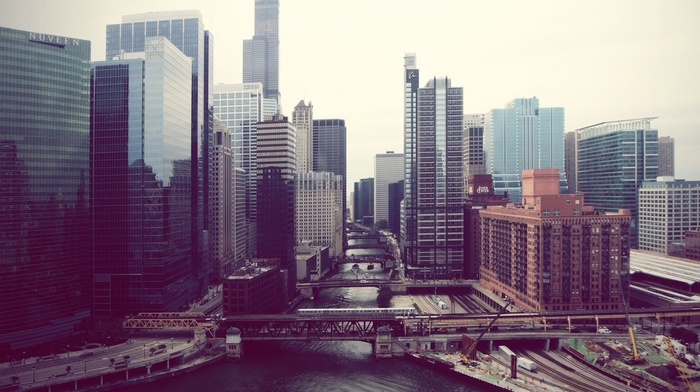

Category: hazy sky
[3, 0, 699, 196]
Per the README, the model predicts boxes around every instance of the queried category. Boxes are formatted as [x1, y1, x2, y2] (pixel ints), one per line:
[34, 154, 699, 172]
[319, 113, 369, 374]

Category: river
[124, 263, 489, 392]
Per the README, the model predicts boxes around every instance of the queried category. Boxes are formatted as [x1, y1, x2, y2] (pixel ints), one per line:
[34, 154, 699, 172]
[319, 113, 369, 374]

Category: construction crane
[619, 279, 643, 364]
[462, 298, 513, 360]
[663, 337, 697, 392]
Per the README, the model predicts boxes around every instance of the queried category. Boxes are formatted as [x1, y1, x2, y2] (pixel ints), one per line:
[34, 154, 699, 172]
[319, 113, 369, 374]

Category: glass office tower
[577, 118, 659, 248]
[487, 97, 566, 202]
[313, 119, 347, 222]
[91, 37, 193, 319]
[106, 11, 213, 298]
[0, 27, 91, 351]
[401, 53, 420, 271]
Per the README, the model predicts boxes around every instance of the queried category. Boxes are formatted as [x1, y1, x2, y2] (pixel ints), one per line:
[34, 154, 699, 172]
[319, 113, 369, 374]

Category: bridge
[345, 243, 386, 250]
[297, 279, 399, 290]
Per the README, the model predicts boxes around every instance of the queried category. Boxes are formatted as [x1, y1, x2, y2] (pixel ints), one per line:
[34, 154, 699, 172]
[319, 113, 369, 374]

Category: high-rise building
[211, 119, 235, 281]
[243, 0, 281, 112]
[387, 180, 404, 236]
[463, 113, 486, 194]
[313, 119, 347, 221]
[638, 178, 700, 255]
[479, 169, 632, 312]
[296, 172, 344, 257]
[106, 10, 214, 297]
[658, 136, 675, 177]
[214, 83, 277, 258]
[353, 178, 374, 225]
[486, 97, 566, 202]
[0, 27, 91, 351]
[686, 231, 700, 261]
[293, 100, 313, 173]
[91, 36, 194, 319]
[256, 114, 296, 301]
[577, 118, 659, 248]
[401, 53, 420, 271]
[564, 131, 579, 193]
[374, 152, 404, 227]
[413, 77, 464, 279]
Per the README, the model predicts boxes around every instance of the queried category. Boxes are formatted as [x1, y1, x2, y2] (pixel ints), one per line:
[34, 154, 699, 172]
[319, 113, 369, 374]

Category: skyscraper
[577, 118, 659, 248]
[106, 10, 214, 297]
[211, 118, 235, 281]
[214, 83, 277, 258]
[486, 97, 566, 202]
[658, 136, 675, 177]
[1, 27, 91, 351]
[401, 53, 420, 271]
[243, 0, 281, 112]
[387, 180, 404, 236]
[414, 77, 464, 279]
[91, 36, 193, 318]
[564, 131, 579, 193]
[479, 169, 631, 312]
[293, 100, 313, 173]
[313, 119, 347, 221]
[374, 152, 404, 227]
[256, 114, 296, 301]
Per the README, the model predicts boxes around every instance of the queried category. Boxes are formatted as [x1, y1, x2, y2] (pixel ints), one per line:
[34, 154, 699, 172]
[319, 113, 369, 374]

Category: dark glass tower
[243, 0, 281, 112]
[106, 11, 213, 298]
[313, 119, 347, 222]
[0, 27, 91, 352]
[91, 37, 194, 319]
[402, 53, 419, 271]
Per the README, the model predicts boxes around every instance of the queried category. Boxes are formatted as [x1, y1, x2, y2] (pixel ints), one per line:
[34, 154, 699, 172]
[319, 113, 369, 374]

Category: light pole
[171, 338, 174, 349]
[143, 344, 146, 359]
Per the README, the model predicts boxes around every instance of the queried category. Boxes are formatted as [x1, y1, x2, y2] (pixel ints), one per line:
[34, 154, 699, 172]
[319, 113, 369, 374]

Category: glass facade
[487, 97, 566, 202]
[577, 118, 659, 248]
[106, 11, 212, 298]
[0, 27, 91, 351]
[313, 119, 347, 221]
[91, 36, 193, 319]
[401, 54, 419, 270]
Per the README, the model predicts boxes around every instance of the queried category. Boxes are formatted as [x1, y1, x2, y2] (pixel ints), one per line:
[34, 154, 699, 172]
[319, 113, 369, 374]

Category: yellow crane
[462, 298, 513, 360]
[663, 337, 697, 392]
[619, 279, 643, 364]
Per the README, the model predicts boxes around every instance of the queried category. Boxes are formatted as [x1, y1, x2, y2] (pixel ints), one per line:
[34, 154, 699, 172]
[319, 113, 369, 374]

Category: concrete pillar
[487, 339, 493, 353]
[544, 338, 550, 351]
[166, 359, 170, 370]
[147, 364, 152, 375]
[74, 380, 78, 390]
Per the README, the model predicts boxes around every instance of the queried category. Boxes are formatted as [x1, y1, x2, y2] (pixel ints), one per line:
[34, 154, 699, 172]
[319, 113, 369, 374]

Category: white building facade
[296, 172, 344, 257]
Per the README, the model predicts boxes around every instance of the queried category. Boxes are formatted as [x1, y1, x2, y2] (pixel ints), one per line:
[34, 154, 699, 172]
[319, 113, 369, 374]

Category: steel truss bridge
[297, 279, 399, 290]
[219, 314, 402, 342]
[122, 312, 217, 336]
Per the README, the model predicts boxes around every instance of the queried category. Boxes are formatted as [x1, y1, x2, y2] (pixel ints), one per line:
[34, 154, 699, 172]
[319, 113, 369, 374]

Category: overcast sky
[3, 0, 699, 196]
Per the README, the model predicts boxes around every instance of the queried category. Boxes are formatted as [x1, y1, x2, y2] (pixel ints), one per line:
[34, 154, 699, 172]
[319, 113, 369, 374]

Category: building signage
[28, 32, 80, 46]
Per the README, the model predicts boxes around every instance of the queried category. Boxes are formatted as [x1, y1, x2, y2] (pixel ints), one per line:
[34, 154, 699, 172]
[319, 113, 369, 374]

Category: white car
[597, 327, 612, 334]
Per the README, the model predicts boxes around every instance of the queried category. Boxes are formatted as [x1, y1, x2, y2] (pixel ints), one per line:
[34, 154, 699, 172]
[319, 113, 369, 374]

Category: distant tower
[388, 180, 405, 236]
[313, 119, 347, 221]
[374, 152, 404, 228]
[256, 114, 296, 301]
[353, 178, 375, 225]
[486, 97, 566, 202]
[296, 172, 344, 257]
[658, 136, 675, 177]
[576, 118, 659, 248]
[243, 0, 281, 112]
[564, 131, 579, 192]
[1, 26, 91, 350]
[463, 113, 486, 195]
[293, 100, 313, 173]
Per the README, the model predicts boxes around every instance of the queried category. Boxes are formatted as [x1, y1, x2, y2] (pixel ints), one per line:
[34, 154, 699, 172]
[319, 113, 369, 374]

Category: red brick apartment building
[479, 169, 632, 312]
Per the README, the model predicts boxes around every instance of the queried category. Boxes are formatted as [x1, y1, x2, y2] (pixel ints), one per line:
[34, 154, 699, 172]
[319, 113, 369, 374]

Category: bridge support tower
[374, 326, 393, 358]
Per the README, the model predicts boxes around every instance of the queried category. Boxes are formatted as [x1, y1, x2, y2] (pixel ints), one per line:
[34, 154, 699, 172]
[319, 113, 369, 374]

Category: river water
[124, 263, 489, 392]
